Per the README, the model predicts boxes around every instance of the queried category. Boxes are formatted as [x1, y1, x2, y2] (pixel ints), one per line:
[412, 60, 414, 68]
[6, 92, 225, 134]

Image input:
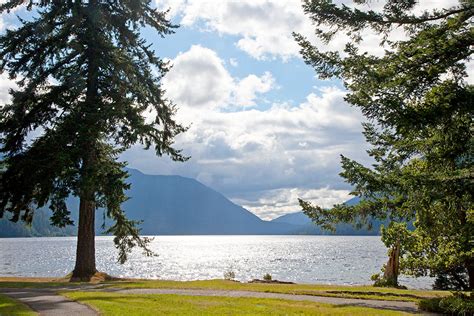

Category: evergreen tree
[295, 0, 473, 289]
[0, 1, 187, 280]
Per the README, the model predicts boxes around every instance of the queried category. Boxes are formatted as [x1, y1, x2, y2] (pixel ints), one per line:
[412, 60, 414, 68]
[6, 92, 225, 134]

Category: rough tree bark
[71, 192, 97, 280]
[71, 147, 98, 280]
[383, 241, 400, 287]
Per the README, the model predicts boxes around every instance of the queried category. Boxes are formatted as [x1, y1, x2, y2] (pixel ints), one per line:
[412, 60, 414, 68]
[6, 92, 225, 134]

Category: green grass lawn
[0, 293, 36, 316]
[62, 291, 412, 315]
[102, 279, 449, 302]
[0, 277, 451, 302]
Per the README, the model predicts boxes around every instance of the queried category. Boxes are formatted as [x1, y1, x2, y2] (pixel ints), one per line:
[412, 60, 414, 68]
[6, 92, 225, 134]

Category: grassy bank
[62, 291, 411, 315]
[0, 277, 450, 302]
[0, 293, 36, 316]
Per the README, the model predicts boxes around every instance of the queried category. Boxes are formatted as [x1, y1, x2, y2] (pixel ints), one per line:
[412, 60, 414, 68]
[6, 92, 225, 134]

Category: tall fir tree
[0, 1, 187, 280]
[295, 0, 473, 289]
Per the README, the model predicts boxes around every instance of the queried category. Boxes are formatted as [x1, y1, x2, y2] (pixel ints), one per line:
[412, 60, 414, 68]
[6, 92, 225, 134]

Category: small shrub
[418, 292, 474, 315]
[374, 277, 399, 288]
[371, 273, 380, 282]
[433, 266, 469, 291]
[263, 273, 272, 281]
[418, 297, 442, 312]
[371, 273, 406, 288]
[223, 270, 235, 280]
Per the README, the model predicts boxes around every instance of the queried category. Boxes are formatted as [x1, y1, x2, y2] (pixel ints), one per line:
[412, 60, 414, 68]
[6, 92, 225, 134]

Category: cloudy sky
[0, 0, 464, 219]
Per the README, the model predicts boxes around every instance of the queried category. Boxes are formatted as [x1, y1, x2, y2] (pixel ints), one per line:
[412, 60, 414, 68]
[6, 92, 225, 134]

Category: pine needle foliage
[295, 0, 473, 289]
[0, 1, 188, 269]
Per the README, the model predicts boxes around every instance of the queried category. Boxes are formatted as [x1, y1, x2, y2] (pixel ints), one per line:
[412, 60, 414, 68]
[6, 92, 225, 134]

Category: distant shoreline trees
[296, 0, 473, 289]
[0, 1, 187, 280]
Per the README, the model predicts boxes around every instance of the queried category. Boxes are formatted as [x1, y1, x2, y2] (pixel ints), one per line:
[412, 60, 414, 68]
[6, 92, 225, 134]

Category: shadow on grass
[330, 302, 418, 314]
[0, 282, 66, 288]
[64, 292, 420, 315]
[0, 293, 36, 316]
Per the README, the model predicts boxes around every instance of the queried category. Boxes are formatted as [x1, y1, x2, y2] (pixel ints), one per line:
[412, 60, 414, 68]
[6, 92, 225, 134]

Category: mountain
[0, 168, 297, 237]
[119, 169, 297, 235]
[0, 169, 380, 237]
[271, 197, 383, 235]
[272, 196, 361, 226]
[0, 208, 76, 237]
[272, 197, 360, 226]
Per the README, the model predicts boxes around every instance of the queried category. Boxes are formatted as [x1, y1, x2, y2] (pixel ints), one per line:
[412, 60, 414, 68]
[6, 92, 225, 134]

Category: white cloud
[233, 187, 352, 220]
[164, 45, 276, 109]
[465, 60, 474, 85]
[124, 45, 369, 220]
[157, 0, 463, 61]
[124, 66, 368, 218]
[0, 3, 7, 32]
[232, 72, 274, 107]
[0, 1, 26, 32]
[229, 58, 238, 67]
[0, 73, 16, 104]
[163, 45, 234, 109]
[158, 0, 308, 60]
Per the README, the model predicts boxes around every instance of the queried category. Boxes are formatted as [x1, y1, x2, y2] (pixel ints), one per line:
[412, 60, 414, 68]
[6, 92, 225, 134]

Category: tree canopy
[296, 0, 473, 289]
[0, 0, 187, 279]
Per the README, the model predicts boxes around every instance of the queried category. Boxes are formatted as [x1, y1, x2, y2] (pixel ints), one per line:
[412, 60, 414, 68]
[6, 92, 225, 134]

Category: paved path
[1, 288, 97, 316]
[1, 286, 436, 315]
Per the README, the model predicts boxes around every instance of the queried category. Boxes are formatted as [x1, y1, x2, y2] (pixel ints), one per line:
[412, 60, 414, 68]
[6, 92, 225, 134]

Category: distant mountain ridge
[119, 169, 297, 235]
[0, 169, 379, 237]
[270, 197, 383, 235]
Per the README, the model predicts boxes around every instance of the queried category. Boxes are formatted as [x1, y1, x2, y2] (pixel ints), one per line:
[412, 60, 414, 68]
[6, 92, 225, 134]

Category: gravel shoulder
[1, 288, 97, 316]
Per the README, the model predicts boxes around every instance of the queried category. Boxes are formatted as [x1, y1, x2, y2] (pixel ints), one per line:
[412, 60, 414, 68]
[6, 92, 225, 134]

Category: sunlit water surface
[0, 235, 432, 288]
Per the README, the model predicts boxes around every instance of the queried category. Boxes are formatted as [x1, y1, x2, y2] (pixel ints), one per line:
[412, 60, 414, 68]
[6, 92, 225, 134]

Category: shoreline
[0, 276, 445, 294]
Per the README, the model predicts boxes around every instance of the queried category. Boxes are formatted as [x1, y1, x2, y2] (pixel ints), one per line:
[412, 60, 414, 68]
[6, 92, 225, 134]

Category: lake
[0, 235, 432, 288]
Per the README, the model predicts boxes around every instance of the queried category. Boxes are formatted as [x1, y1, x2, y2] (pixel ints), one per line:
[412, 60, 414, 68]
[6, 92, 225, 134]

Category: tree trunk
[383, 241, 400, 287]
[467, 260, 474, 290]
[71, 195, 96, 281]
[71, 0, 100, 282]
[71, 150, 97, 280]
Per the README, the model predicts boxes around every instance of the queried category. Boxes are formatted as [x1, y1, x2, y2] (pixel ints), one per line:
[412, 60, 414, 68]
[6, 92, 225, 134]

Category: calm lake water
[0, 235, 432, 288]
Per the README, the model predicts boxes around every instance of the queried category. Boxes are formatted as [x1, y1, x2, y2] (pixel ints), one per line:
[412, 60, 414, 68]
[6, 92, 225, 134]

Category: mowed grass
[0, 277, 451, 302]
[104, 279, 449, 302]
[62, 291, 411, 316]
[0, 293, 36, 316]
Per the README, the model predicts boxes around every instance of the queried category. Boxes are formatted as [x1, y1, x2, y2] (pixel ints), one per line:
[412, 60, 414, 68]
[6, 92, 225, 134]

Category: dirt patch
[325, 290, 422, 299]
[248, 279, 295, 284]
[76, 272, 123, 283]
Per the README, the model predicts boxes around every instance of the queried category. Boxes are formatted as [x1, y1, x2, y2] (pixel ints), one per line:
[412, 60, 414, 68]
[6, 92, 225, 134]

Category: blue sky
[146, 24, 337, 108]
[0, 0, 461, 219]
[122, 0, 370, 219]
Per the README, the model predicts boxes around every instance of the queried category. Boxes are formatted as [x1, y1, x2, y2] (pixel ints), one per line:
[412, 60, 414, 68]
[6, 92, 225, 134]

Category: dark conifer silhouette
[0, 1, 187, 280]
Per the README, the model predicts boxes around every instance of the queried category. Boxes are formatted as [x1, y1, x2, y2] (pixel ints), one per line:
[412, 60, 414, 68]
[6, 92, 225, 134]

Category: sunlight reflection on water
[0, 235, 432, 288]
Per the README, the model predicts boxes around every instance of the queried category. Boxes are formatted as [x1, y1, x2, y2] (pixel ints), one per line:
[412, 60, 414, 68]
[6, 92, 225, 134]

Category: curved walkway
[1, 288, 97, 316]
[1, 286, 436, 315]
